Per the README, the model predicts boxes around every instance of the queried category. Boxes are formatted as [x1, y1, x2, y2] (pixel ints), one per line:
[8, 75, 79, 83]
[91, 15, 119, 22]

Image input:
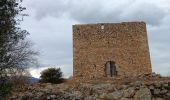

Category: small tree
[0, 0, 38, 98]
[40, 68, 63, 84]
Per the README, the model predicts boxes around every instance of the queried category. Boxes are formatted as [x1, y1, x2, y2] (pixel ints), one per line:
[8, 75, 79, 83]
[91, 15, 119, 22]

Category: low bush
[39, 68, 64, 84]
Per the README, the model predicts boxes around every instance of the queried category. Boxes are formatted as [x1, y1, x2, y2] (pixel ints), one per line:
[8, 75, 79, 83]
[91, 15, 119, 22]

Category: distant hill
[30, 77, 39, 83]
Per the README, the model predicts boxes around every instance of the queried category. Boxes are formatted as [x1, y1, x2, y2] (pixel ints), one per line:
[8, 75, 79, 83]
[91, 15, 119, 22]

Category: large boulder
[134, 87, 152, 100]
[104, 90, 124, 100]
[123, 87, 135, 98]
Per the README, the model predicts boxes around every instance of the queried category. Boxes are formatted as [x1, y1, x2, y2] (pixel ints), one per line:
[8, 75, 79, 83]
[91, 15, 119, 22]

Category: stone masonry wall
[73, 22, 152, 79]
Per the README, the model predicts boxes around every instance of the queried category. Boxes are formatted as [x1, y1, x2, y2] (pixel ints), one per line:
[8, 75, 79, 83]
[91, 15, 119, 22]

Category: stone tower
[73, 22, 152, 79]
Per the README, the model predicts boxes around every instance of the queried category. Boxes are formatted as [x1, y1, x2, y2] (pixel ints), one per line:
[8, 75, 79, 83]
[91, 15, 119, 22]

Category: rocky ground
[9, 73, 170, 100]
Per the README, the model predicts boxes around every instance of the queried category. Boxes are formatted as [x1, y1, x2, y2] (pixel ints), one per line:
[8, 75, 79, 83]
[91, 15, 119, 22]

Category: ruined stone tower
[73, 22, 152, 79]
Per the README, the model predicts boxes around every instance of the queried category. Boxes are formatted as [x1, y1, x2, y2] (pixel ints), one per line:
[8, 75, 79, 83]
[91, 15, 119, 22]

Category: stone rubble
[9, 74, 170, 100]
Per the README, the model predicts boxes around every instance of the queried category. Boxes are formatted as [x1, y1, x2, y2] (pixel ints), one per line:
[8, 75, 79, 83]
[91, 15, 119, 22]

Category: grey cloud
[33, 37, 73, 65]
[147, 12, 170, 75]
[68, 1, 123, 23]
[31, 0, 166, 26]
[120, 2, 166, 25]
[21, 12, 74, 69]
[32, 0, 70, 20]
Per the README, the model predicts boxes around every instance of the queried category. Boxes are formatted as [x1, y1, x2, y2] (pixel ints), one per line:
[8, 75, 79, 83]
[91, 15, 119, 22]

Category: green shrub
[40, 68, 63, 84]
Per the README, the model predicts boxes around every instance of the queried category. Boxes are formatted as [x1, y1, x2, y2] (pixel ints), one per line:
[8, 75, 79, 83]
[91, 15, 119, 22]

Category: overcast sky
[21, 0, 170, 78]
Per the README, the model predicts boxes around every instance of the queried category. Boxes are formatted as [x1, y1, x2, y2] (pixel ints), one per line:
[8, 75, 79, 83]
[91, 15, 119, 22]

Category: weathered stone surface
[93, 83, 112, 90]
[73, 22, 152, 80]
[166, 92, 170, 96]
[152, 98, 164, 100]
[106, 90, 124, 99]
[93, 83, 113, 94]
[72, 91, 83, 98]
[84, 96, 96, 100]
[162, 83, 169, 88]
[50, 95, 56, 99]
[154, 83, 161, 88]
[154, 89, 161, 95]
[98, 90, 124, 100]
[120, 98, 132, 100]
[149, 85, 155, 90]
[134, 87, 151, 100]
[121, 85, 130, 90]
[124, 87, 135, 98]
[99, 93, 107, 99]
[160, 89, 168, 94]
